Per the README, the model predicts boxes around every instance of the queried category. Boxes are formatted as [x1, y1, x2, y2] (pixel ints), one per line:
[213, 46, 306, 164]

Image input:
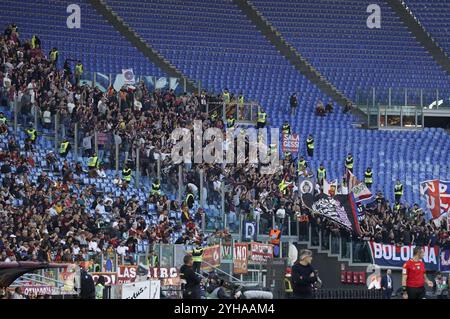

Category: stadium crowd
[0, 24, 449, 268]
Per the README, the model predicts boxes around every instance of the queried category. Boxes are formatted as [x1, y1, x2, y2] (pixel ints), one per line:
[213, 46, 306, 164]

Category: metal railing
[312, 289, 382, 299]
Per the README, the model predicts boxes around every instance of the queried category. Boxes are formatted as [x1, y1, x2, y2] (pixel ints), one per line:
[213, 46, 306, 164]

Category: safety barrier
[312, 289, 382, 299]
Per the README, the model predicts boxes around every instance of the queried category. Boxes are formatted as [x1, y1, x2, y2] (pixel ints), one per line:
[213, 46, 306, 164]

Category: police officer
[364, 167, 373, 189]
[297, 156, 307, 175]
[49, 47, 59, 65]
[59, 139, 71, 158]
[122, 164, 132, 184]
[257, 108, 267, 129]
[282, 121, 290, 135]
[394, 180, 403, 202]
[345, 153, 354, 173]
[317, 163, 326, 186]
[25, 125, 37, 144]
[191, 244, 204, 274]
[180, 255, 202, 299]
[306, 134, 314, 157]
[151, 179, 161, 196]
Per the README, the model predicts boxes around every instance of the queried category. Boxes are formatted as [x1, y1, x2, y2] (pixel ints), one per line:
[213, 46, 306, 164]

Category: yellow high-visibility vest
[394, 184, 403, 195]
[26, 128, 37, 141]
[223, 92, 230, 104]
[88, 156, 98, 169]
[257, 112, 267, 123]
[50, 50, 58, 62]
[122, 168, 132, 182]
[238, 95, 244, 106]
[345, 156, 354, 169]
[60, 141, 69, 155]
[364, 171, 373, 184]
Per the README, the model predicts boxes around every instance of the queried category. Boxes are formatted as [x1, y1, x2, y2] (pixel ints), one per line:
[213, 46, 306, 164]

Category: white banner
[122, 68, 135, 85]
[122, 280, 158, 299]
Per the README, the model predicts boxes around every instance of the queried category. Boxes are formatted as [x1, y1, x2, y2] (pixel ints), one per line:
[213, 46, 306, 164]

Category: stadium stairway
[89, 0, 198, 92]
[386, 0, 450, 76]
[295, 226, 371, 289]
[232, 0, 358, 114]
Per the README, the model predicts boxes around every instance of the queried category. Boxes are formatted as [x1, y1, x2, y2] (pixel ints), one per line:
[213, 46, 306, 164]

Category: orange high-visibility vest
[269, 229, 281, 245]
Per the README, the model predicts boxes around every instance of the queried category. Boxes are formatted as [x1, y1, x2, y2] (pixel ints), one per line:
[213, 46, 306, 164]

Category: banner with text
[368, 242, 439, 271]
[233, 243, 248, 274]
[201, 245, 221, 271]
[147, 267, 180, 286]
[250, 242, 274, 264]
[281, 134, 300, 154]
[420, 179, 450, 219]
[117, 265, 138, 284]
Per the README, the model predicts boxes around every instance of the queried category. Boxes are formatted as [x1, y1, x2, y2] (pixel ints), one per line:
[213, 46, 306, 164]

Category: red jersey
[403, 259, 425, 288]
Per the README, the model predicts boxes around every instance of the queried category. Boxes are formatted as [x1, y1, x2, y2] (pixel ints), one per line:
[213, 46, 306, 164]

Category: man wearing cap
[291, 249, 317, 299]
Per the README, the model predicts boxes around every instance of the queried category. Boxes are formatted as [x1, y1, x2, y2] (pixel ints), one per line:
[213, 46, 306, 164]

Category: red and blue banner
[420, 179, 450, 219]
[440, 249, 450, 272]
[368, 242, 440, 271]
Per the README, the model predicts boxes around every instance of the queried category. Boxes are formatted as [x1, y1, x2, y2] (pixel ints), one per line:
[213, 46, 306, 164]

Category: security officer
[297, 156, 307, 174]
[223, 88, 230, 104]
[31, 35, 41, 49]
[122, 164, 132, 184]
[59, 139, 71, 158]
[317, 163, 326, 186]
[75, 60, 84, 86]
[148, 250, 159, 267]
[394, 180, 403, 202]
[180, 254, 202, 299]
[278, 177, 289, 195]
[306, 134, 314, 157]
[269, 226, 281, 246]
[393, 201, 401, 213]
[364, 167, 373, 189]
[191, 244, 204, 274]
[185, 187, 195, 210]
[151, 179, 161, 196]
[88, 153, 99, 170]
[25, 125, 37, 144]
[282, 121, 290, 135]
[0, 112, 7, 125]
[345, 153, 354, 173]
[95, 275, 106, 299]
[49, 47, 59, 65]
[227, 114, 235, 129]
[257, 108, 267, 129]
[210, 110, 218, 122]
[237, 93, 244, 107]
[284, 268, 294, 299]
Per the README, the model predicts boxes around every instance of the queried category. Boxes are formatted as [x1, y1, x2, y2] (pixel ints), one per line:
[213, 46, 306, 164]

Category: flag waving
[420, 179, 450, 219]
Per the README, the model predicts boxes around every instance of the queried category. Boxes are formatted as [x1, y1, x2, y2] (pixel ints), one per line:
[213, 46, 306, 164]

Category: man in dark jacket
[380, 269, 394, 299]
[291, 249, 317, 299]
[180, 254, 202, 299]
[79, 268, 95, 299]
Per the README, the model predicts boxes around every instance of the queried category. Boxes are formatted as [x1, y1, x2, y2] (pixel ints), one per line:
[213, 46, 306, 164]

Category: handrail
[199, 260, 260, 285]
